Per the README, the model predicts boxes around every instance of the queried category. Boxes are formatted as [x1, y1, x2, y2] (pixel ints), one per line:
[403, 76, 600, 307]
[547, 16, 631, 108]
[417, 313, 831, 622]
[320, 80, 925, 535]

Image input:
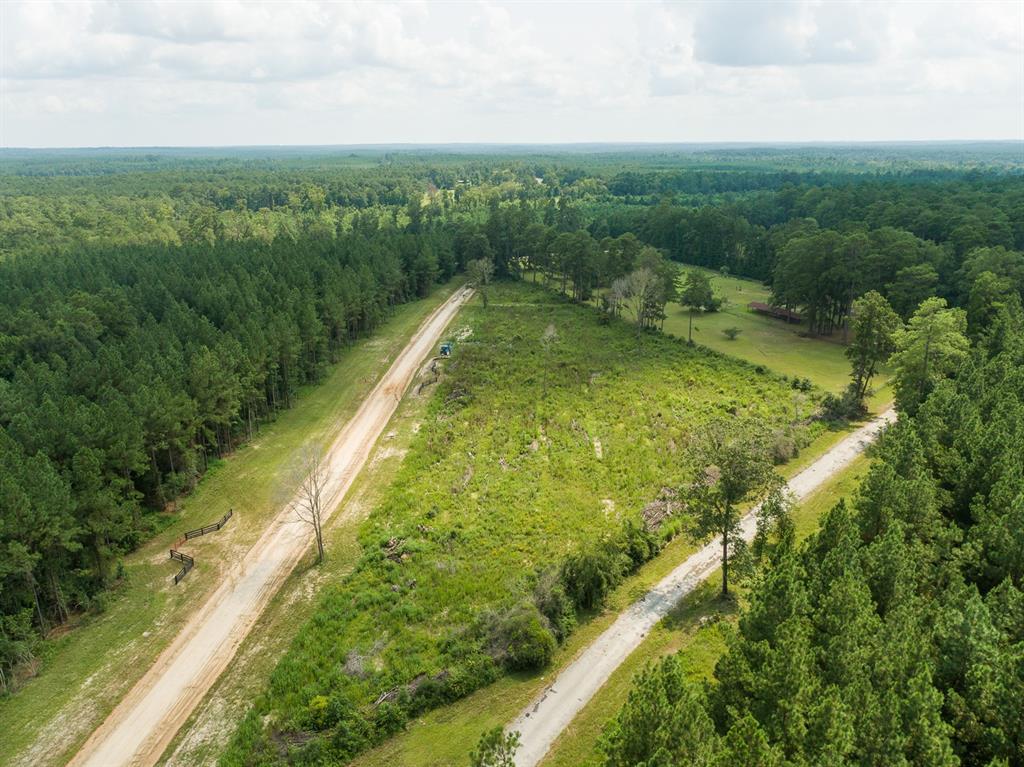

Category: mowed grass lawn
[664, 265, 893, 402]
[0, 280, 461, 767]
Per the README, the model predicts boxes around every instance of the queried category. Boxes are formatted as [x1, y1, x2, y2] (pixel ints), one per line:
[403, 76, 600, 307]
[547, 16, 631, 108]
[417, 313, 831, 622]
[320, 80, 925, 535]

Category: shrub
[791, 376, 813, 392]
[504, 613, 557, 671]
[723, 326, 741, 341]
[561, 545, 628, 610]
[532, 568, 577, 641]
[372, 701, 406, 738]
[329, 715, 372, 761]
[821, 384, 864, 421]
[771, 429, 798, 464]
[616, 520, 661, 570]
[480, 606, 557, 671]
[440, 655, 500, 700]
[306, 695, 330, 729]
[470, 727, 521, 767]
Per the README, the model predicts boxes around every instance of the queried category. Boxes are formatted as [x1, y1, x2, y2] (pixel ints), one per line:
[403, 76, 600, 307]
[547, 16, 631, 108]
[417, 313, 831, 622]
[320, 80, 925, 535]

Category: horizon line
[2, 138, 1023, 153]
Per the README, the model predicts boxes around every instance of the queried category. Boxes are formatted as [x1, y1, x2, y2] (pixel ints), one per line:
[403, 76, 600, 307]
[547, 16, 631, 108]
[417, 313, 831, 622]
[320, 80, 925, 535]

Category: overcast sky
[2, 0, 1022, 148]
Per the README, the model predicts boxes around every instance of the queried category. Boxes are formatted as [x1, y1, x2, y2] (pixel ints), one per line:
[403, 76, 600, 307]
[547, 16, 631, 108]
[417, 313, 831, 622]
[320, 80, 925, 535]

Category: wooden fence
[169, 549, 195, 584]
[169, 509, 233, 584]
[184, 509, 233, 540]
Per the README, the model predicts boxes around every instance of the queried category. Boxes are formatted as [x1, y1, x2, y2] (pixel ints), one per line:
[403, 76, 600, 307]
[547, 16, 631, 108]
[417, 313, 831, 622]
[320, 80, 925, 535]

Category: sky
[1, 0, 1022, 148]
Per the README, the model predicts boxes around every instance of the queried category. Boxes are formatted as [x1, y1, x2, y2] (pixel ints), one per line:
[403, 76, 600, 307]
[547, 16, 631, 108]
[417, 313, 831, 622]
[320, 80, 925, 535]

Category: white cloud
[692, 1, 883, 67]
[0, 0, 1020, 146]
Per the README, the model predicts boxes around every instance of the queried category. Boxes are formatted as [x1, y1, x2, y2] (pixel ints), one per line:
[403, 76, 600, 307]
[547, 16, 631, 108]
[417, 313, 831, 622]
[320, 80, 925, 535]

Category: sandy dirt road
[511, 408, 897, 767]
[68, 286, 473, 767]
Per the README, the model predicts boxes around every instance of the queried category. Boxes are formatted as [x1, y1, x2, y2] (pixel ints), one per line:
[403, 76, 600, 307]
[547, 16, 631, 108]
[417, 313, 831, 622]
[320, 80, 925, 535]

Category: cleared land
[347, 279, 887, 767]
[0, 282, 466, 767]
[221, 282, 829, 765]
[664, 266, 893, 401]
[157, 348, 442, 766]
[510, 408, 894, 767]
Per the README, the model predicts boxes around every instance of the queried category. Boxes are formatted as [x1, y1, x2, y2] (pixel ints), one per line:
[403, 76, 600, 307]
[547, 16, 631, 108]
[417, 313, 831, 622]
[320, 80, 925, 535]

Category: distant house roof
[748, 302, 803, 322]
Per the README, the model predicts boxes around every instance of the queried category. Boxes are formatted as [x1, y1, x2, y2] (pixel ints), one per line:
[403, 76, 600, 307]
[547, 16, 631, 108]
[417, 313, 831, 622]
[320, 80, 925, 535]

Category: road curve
[69, 286, 473, 767]
[511, 408, 897, 767]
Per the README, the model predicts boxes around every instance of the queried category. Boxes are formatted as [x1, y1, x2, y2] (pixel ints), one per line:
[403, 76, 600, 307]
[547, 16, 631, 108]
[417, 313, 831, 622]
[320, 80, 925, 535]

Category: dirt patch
[370, 444, 407, 471]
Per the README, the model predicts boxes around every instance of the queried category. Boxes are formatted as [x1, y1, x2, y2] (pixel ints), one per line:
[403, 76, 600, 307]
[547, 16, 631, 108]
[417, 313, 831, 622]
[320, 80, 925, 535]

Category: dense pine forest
[0, 232, 457, 687]
[602, 315, 1024, 767]
[1, 144, 1022, 713]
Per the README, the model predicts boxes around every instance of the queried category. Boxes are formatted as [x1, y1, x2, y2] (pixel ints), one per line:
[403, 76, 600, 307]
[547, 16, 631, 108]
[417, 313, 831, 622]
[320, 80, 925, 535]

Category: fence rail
[169, 549, 195, 584]
[184, 509, 233, 540]
[169, 509, 233, 584]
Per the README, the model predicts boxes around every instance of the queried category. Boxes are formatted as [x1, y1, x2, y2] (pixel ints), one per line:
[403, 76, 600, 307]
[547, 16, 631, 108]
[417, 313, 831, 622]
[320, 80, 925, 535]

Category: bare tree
[541, 322, 559, 398]
[611, 267, 666, 336]
[290, 443, 327, 564]
[467, 256, 495, 308]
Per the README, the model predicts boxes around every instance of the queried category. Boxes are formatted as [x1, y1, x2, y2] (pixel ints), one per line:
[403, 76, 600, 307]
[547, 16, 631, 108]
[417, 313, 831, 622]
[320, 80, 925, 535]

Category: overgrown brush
[220, 282, 816, 765]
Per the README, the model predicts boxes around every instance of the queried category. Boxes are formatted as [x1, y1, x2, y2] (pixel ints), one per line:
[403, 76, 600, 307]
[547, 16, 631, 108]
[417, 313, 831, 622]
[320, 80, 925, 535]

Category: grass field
[347, 436, 871, 767]
[220, 282, 814, 765]
[0, 281, 462, 767]
[664, 266, 893, 405]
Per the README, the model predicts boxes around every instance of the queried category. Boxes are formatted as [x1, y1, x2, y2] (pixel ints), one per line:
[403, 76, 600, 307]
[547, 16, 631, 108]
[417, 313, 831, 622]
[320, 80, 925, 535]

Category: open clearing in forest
[663, 265, 893, 402]
[222, 282, 835, 765]
[66, 285, 472, 767]
[0, 282, 464, 767]
[349, 422, 881, 767]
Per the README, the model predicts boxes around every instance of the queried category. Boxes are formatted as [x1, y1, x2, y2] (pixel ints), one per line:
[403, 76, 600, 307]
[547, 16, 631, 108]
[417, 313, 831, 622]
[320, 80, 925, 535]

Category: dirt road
[68, 286, 473, 767]
[511, 408, 897, 767]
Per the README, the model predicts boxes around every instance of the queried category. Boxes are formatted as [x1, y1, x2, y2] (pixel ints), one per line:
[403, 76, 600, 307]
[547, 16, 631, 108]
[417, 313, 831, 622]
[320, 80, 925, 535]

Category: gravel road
[510, 408, 897, 767]
[68, 286, 473, 767]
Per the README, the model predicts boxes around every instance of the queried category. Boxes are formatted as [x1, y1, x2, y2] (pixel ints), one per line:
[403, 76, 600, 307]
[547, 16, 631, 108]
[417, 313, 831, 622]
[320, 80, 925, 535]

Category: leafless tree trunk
[290, 443, 326, 564]
[541, 323, 559, 398]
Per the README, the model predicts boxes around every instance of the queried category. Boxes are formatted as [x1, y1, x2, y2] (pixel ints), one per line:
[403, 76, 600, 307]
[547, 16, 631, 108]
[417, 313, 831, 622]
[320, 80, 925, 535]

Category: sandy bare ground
[511, 408, 897, 767]
[68, 286, 473, 767]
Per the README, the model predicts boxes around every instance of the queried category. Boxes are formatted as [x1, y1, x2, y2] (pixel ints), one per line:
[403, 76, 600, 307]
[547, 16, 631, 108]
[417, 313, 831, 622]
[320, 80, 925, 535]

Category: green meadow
[222, 281, 820, 765]
[664, 266, 893, 405]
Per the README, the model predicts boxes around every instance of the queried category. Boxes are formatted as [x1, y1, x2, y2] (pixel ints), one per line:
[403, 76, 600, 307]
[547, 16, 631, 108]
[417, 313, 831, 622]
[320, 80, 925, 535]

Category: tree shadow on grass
[662, 578, 740, 634]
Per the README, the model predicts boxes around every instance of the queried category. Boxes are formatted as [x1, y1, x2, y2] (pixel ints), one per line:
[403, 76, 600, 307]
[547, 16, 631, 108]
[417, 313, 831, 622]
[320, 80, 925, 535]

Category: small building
[748, 302, 803, 323]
